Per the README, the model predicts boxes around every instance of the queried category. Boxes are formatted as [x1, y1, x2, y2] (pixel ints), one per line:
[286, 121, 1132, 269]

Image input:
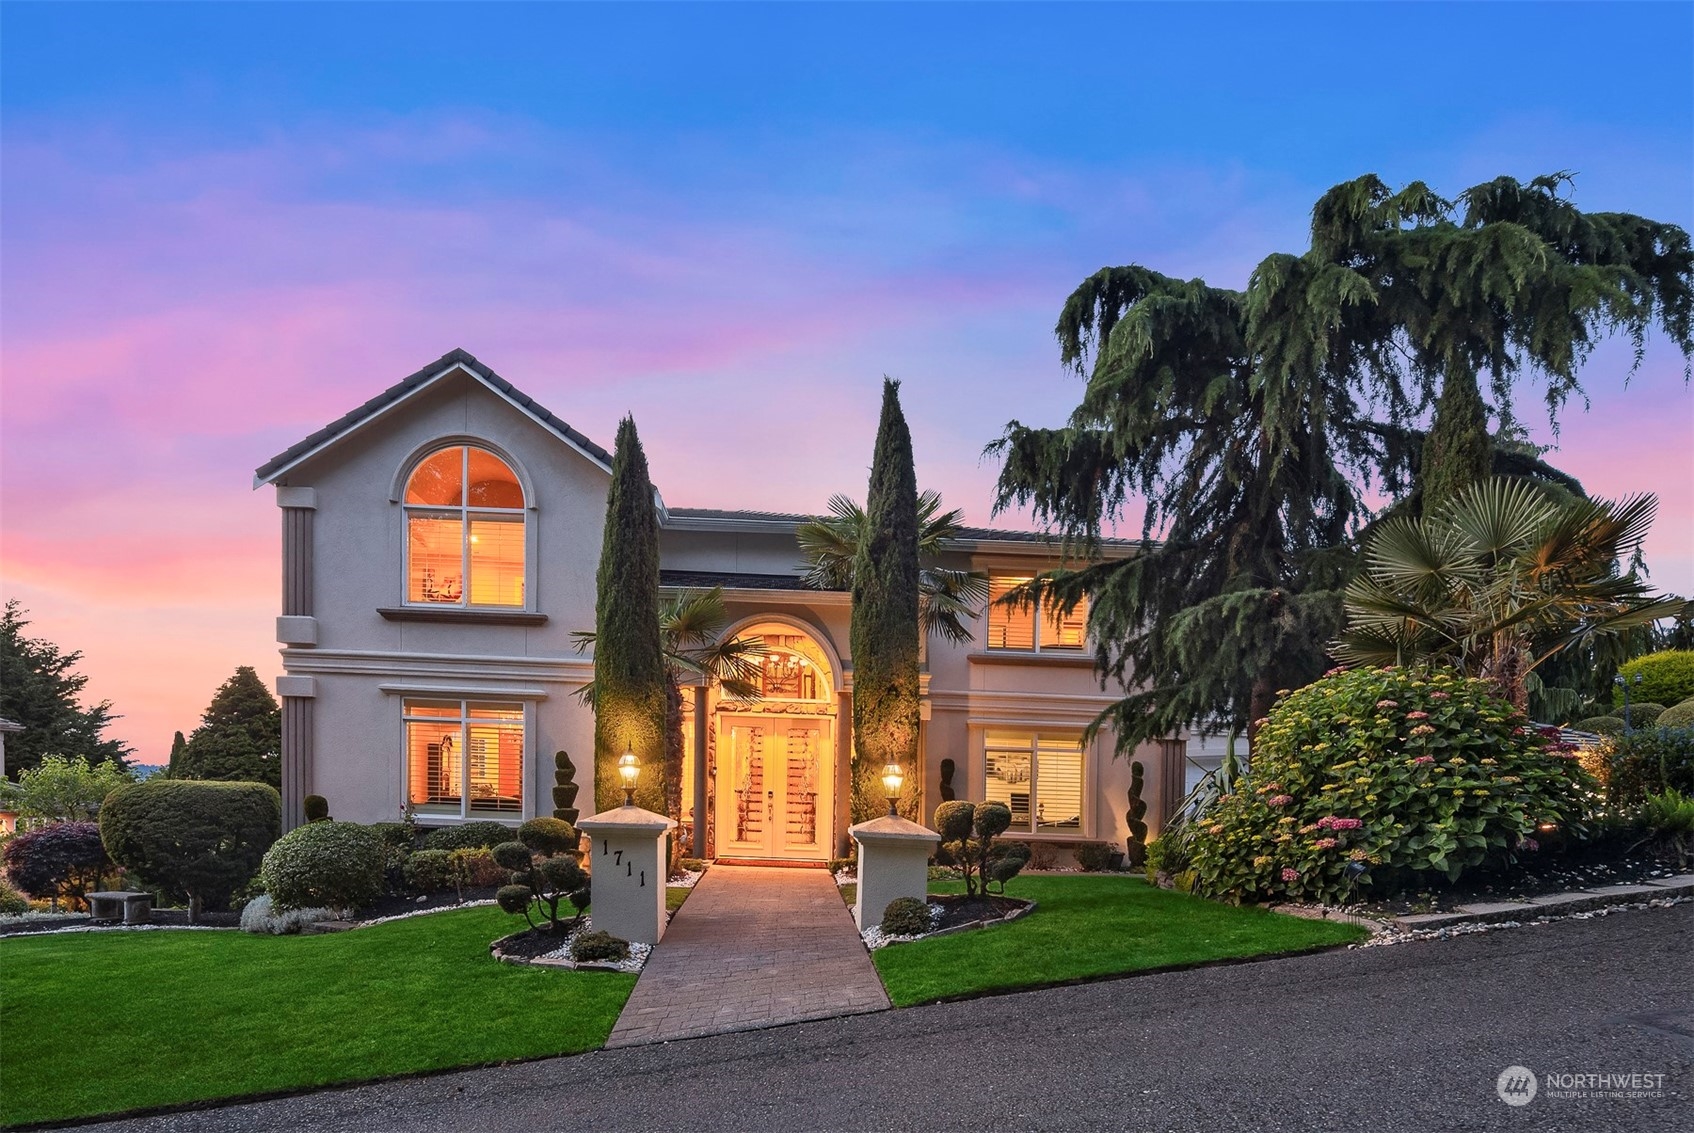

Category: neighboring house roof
[0, 717, 23, 734]
[660, 570, 837, 592]
[253, 348, 614, 487]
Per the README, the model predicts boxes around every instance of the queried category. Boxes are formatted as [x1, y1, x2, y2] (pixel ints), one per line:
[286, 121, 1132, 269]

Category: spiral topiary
[1125, 760, 1149, 867]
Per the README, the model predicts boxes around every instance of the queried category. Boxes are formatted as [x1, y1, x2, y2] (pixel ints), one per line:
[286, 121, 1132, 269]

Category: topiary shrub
[933, 800, 1023, 897]
[1124, 761, 1149, 867]
[1621, 703, 1666, 726]
[1187, 666, 1592, 905]
[447, 848, 506, 897]
[403, 849, 454, 893]
[303, 795, 330, 823]
[1660, 698, 1694, 729]
[1073, 842, 1115, 872]
[570, 929, 629, 963]
[260, 821, 384, 912]
[99, 780, 281, 921]
[495, 843, 590, 933]
[1603, 726, 1694, 806]
[551, 751, 581, 826]
[879, 895, 931, 936]
[1575, 716, 1626, 736]
[1615, 651, 1694, 709]
[517, 817, 578, 857]
[3, 822, 112, 909]
[420, 821, 516, 852]
[367, 821, 417, 852]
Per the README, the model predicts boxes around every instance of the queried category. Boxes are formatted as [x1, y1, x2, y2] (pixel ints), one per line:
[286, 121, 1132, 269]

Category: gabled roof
[253, 348, 613, 487]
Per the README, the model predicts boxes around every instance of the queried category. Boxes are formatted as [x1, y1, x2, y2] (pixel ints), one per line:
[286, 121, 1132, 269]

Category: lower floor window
[984, 731, 1084, 834]
[405, 699, 524, 817]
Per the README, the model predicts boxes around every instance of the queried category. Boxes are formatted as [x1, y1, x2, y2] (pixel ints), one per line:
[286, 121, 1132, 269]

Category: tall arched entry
[710, 622, 838, 862]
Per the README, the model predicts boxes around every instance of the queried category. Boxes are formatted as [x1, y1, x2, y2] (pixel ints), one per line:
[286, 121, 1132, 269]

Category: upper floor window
[986, 576, 1088, 651]
[404, 445, 526, 608]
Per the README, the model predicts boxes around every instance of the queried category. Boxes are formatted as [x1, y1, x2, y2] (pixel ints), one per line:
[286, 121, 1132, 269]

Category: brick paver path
[606, 865, 889, 1047]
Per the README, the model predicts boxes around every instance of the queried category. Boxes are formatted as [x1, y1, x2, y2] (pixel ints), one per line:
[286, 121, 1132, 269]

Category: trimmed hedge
[1661, 699, 1694, 729]
[260, 821, 384, 912]
[99, 780, 281, 917]
[1615, 651, 1694, 709]
[1575, 716, 1626, 737]
[420, 822, 516, 852]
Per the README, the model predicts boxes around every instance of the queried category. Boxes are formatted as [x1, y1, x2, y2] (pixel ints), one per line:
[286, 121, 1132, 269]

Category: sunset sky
[3, 3, 1691, 762]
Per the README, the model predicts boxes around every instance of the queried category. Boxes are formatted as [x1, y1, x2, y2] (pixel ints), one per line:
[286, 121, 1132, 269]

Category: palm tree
[797, 490, 990, 646]
[1333, 478, 1684, 709]
[574, 587, 766, 826]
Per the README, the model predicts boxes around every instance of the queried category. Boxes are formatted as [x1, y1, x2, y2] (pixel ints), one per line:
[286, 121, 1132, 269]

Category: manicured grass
[872, 875, 1367, 1006]
[0, 907, 636, 1127]
[666, 885, 691, 912]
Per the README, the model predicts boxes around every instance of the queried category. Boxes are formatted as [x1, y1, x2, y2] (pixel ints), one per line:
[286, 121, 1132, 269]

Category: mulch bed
[493, 923, 587, 959]
[930, 893, 1032, 932]
[1360, 850, 1686, 915]
[352, 886, 501, 922]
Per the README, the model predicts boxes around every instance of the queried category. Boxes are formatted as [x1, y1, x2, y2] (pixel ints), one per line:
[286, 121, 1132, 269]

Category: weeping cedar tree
[591, 416, 668, 813]
[176, 666, 281, 787]
[989, 173, 1693, 750]
[850, 379, 922, 823]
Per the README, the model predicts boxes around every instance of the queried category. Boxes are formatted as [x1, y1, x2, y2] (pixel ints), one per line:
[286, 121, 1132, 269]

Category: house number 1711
[599, 840, 645, 886]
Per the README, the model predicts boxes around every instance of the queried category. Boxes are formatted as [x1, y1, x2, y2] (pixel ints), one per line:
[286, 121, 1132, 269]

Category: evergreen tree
[0, 599, 132, 777]
[166, 731, 187, 777]
[176, 667, 281, 787]
[591, 416, 668, 813]
[849, 380, 922, 823]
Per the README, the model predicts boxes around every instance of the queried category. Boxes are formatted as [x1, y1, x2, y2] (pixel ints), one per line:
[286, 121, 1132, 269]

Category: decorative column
[690, 684, 709, 858]
[276, 485, 318, 830]
[849, 815, 939, 930]
[578, 805, 677, 944]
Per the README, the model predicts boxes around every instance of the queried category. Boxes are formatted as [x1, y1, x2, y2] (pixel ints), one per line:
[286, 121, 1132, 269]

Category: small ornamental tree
[933, 800, 1030, 897]
[99, 779, 281, 921]
[3, 822, 111, 907]
[1187, 666, 1593, 905]
[493, 838, 590, 934]
[0, 754, 133, 822]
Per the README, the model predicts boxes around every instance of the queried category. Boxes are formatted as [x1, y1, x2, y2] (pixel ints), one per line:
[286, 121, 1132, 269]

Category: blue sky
[3, 2, 1691, 753]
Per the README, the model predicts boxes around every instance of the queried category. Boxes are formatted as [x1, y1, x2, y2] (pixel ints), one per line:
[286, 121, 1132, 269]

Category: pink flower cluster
[1280, 867, 1300, 882]
[1317, 816, 1363, 831]
[1312, 837, 1339, 851]
[1267, 794, 1294, 807]
[1429, 691, 1451, 700]
[1406, 710, 1430, 720]
[1411, 755, 1435, 766]
[1519, 837, 1540, 853]
[1375, 700, 1399, 709]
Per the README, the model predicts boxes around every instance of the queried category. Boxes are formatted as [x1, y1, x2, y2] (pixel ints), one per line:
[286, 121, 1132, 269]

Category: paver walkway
[606, 865, 888, 1047]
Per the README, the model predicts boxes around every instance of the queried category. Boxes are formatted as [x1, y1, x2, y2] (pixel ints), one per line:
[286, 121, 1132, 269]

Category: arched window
[404, 445, 526, 608]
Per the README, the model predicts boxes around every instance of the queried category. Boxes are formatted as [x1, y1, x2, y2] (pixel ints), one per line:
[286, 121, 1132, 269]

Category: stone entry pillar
[579, 805, 677, 945]
[848, 815, 940, 930]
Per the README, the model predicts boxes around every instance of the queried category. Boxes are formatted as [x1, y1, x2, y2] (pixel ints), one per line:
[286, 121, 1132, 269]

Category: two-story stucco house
[254, 349, 1187, 863]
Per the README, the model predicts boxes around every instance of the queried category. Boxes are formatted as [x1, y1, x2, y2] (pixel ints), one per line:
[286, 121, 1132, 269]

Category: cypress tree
[849, 379, 922, 823]
[177, 666, 281, 787]
[592, 416, 668, 813]
[166, 731, 187, 778]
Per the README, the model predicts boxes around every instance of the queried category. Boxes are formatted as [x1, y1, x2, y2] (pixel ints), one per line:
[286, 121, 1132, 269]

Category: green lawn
[666, 885, 692, 912]
[0, 907, 636, 1127]
[872, 874, 1367, 1006]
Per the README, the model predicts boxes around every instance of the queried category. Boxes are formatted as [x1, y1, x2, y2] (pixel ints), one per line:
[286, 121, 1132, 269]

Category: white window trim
[400, 697, 533, 823]
[401, 444, 532, 611]
[981, 729, 1090, 839]
[985, 577, 1088, 654]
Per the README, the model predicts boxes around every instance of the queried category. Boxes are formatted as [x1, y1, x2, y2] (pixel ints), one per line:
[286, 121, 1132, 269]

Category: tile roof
[253, 348, 613, 486]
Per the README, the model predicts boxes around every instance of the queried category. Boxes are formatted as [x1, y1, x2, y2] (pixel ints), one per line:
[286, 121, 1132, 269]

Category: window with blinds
[404, 699, 524, 818]
[986, 576, 1088, 651]
[984, 731, 1085, 835]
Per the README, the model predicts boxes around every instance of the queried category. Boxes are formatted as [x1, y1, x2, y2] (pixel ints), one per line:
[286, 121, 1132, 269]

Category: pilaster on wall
[1157, 738, 1187, 833]
[278, 486, 316, 619]
[278, 677, 316, 831]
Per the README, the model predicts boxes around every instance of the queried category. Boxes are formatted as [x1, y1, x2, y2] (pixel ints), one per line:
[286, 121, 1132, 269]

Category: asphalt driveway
[97, 904, 1693, 1133]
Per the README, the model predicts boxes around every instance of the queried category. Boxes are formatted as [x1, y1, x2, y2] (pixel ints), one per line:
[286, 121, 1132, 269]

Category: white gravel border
[1351, 894, 1691, 948]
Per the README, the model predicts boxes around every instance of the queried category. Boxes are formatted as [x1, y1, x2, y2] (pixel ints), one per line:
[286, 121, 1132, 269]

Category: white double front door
[716, 715, 833, 860]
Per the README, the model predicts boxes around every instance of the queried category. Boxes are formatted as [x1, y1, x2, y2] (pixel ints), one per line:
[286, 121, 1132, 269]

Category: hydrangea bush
[1188, 667, 1593, 905]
